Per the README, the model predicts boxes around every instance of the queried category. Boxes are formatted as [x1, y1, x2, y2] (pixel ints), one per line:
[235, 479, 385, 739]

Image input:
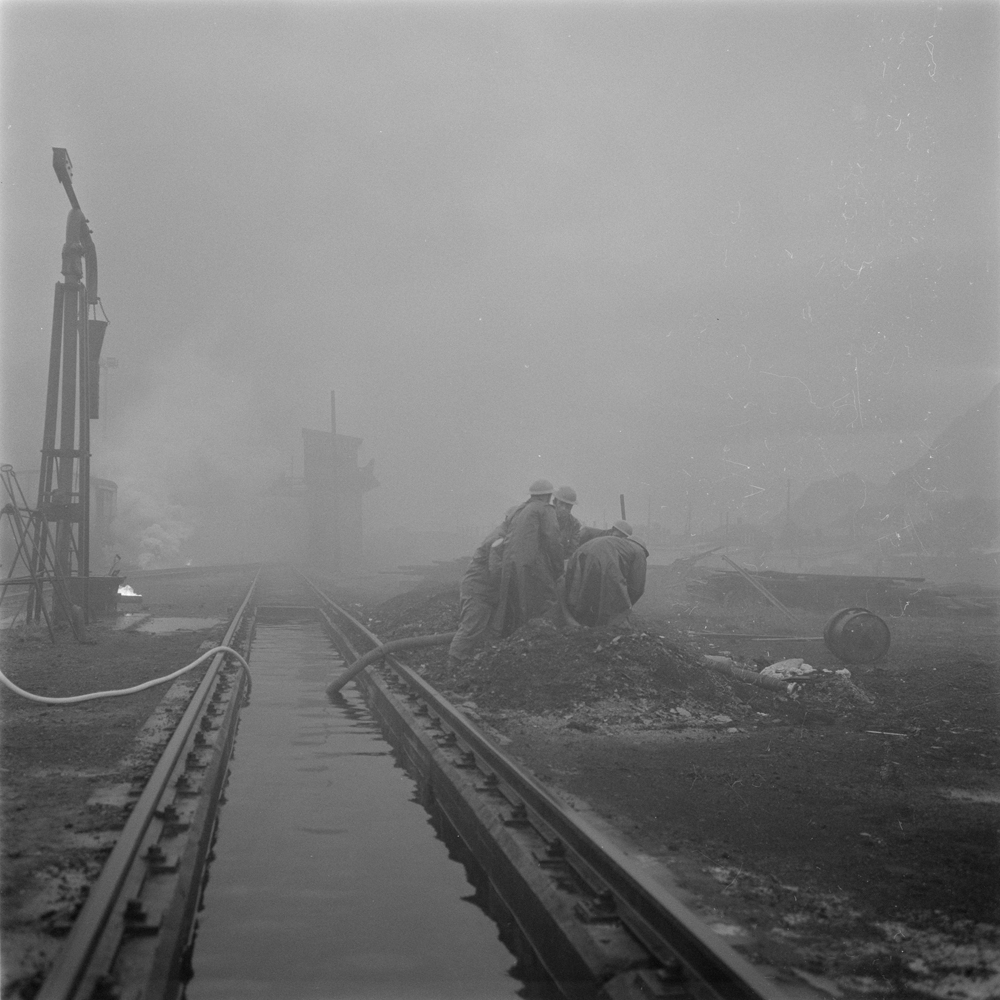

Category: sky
[1, 0, 998, 550]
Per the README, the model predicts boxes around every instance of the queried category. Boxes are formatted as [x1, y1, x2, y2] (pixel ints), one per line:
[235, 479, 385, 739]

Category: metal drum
[823, 607, 891, 663]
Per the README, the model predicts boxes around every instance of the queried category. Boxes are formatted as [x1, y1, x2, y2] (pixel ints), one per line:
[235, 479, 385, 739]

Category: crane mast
[27, 149, 109, 625]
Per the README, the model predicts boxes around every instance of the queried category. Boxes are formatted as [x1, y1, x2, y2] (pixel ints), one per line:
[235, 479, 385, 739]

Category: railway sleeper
[37, 652, 252, 1000]
[307, 574, 777, 1000]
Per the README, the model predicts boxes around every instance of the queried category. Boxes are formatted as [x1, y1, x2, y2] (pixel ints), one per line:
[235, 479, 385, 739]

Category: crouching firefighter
[563, 520, 649, 627]
[447, 526, 505, 669]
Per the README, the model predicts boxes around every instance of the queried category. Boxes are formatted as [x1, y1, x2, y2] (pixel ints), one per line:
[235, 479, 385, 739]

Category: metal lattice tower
[27, 149, 110, 625]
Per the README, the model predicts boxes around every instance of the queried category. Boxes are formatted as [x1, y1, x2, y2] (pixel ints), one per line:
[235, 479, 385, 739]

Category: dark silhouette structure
[302, 391, 378, 570]
[28, 150, 111, 623]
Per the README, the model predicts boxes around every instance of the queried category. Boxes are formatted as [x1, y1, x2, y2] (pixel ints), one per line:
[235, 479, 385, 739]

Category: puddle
[709, 922, 749, 940]
[24, 767, 119, 783]
[66, 830, 119, 850]
[86, 783, 136, 808]
[940, 788, 1000, 805]
[112, 614, 152, 630]
[133, 617, 225, 634]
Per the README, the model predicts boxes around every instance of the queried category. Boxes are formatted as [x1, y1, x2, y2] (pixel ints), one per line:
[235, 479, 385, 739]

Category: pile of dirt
[366, 584, 460, 639]
[434, 618, 730, 708]
[782, 668, 875, 716]
[364, 586, 877, 732]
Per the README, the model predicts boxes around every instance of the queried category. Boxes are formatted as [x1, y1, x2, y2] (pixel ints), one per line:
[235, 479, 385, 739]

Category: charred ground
[365, 580, 1000, 999]
[1, 567, 997, 999]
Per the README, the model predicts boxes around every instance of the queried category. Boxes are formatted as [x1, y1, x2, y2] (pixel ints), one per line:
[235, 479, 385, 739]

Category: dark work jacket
[555, 506, 582, 560]
[555, 507, 611, 560]
[460, 526, 504, 602]
[564, 534, 649, 626]
[491, 498, 563, 636]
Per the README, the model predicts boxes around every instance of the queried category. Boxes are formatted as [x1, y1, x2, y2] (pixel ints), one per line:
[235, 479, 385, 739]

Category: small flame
[118, 584, 140, 597]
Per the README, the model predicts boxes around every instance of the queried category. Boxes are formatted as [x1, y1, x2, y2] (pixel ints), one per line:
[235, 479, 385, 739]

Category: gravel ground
[0, 566, 257, 998]
[365, 583, 1000, 1000]
[1, 566, 997, 1000]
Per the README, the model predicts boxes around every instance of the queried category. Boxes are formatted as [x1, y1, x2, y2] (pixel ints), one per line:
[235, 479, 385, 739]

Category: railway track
[37, 565, 782, 1000]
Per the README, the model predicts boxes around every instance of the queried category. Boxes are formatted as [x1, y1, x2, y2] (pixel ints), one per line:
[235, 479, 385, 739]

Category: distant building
[762, 386, 1000, 584]
[300, 392, 378, 570]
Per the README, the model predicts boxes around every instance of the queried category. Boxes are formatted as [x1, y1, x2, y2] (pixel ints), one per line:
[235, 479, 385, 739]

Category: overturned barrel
[823, 607, 890, 663]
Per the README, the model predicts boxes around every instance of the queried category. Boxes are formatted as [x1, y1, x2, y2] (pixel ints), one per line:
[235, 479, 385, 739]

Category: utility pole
[329, 390, 340, 564]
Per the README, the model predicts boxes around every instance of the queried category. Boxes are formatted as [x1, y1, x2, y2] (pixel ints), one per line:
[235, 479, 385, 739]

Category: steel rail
[36, 567, 262, 1000]
[299, 571, 782, 1000]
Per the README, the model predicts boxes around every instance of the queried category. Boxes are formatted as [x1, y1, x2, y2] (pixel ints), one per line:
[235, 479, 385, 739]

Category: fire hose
[701, 654, 793, 691]
[326, 633, 457, 697]
[0, 645, 249, 705]
[323, 628, 794, 700]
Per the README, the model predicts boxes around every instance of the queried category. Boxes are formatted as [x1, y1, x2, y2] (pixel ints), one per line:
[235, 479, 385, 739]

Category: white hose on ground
[326, 633, 457, 697]
[0, 645, 250, 706]
[701, 654, 790, 692]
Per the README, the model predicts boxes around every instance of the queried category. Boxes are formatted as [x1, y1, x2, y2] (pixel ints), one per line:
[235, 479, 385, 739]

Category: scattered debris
[688, 567, 999, 618]
[367, 586, 877, 730]
[760, 658, 816, 679]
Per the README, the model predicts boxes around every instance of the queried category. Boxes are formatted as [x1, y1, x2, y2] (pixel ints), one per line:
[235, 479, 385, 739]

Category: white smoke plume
[96, 320, 290, 569]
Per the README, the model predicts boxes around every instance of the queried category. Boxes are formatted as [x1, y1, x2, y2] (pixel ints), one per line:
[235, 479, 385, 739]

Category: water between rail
[185, 615, 558, 999]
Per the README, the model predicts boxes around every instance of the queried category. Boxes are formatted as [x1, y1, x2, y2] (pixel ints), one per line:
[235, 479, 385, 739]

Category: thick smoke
[97, 322, 290, 569]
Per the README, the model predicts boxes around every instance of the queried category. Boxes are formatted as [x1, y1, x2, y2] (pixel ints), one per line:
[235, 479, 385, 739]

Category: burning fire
[118, 584, 140, 597]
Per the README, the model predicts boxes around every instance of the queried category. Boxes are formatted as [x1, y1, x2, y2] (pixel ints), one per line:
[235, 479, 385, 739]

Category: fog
[1, 1, 997, 573]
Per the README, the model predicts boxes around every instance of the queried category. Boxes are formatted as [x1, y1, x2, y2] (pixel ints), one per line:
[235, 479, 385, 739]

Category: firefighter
[563, 520, 649, 627]
[447, 525, 504, 667]
[491, 479, 564, 636]
[553, 486, 581, 560]
[553, 486, 611, 560]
